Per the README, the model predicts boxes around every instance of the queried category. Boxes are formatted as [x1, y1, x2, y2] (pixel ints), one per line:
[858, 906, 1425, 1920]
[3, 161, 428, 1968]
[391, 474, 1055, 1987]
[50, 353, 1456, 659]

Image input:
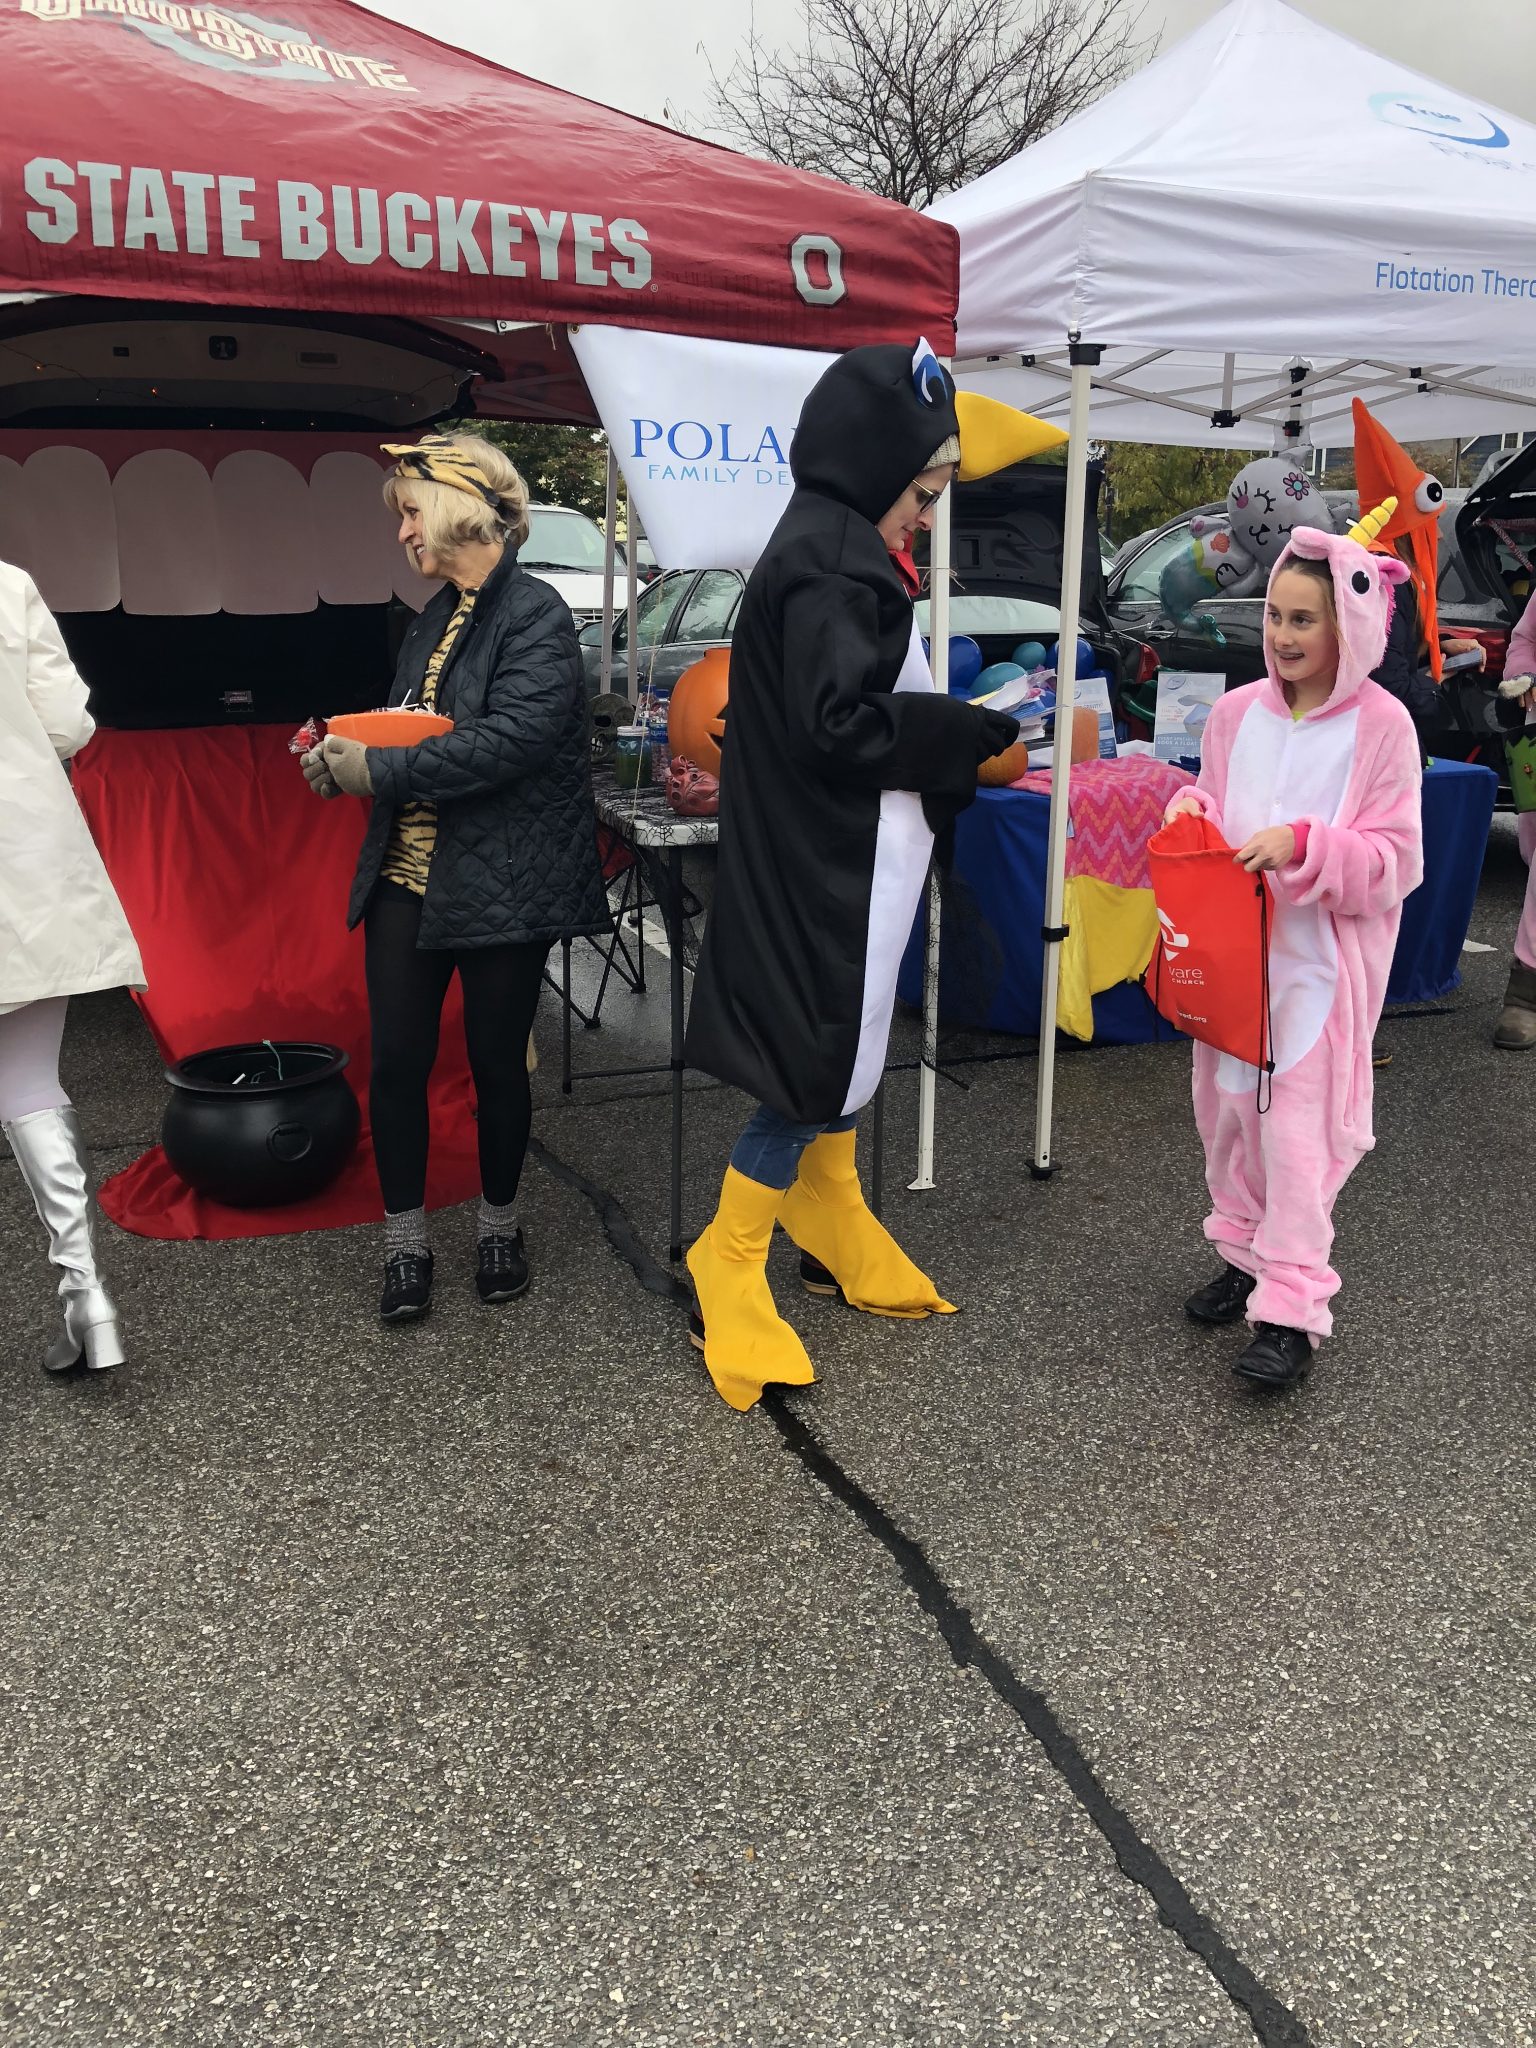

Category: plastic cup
[615, 725, 651, 790]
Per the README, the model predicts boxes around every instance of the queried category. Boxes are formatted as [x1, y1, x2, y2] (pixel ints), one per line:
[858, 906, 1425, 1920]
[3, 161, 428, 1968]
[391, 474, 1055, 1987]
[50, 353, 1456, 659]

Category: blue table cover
[897, 756, 1498, 1039]
[1385, 756, 1497, 1005]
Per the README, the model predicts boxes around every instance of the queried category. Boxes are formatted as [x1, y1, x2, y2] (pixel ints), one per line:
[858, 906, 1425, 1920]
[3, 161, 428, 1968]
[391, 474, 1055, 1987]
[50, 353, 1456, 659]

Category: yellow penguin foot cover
[778, 1129, 956, 1319]
[685, 1167, 816, 1412]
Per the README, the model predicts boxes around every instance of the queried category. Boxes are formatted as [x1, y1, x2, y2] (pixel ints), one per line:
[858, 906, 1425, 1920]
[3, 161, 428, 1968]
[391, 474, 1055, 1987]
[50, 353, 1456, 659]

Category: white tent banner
[571, 326, 832, 571]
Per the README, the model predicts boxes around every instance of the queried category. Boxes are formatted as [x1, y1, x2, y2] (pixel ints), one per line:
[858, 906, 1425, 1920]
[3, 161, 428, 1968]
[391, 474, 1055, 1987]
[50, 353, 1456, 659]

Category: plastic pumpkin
[977, 740, 1034, 786]
[668, 646, 731, 777]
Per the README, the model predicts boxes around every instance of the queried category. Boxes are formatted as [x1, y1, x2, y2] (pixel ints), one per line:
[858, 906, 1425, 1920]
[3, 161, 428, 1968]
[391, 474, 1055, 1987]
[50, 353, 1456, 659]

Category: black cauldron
[162, 1042, 360, 1208]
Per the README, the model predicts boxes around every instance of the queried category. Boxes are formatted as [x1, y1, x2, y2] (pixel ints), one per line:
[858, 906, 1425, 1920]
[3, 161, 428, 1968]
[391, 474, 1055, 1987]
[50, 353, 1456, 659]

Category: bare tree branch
[698, 0, 1156, 209]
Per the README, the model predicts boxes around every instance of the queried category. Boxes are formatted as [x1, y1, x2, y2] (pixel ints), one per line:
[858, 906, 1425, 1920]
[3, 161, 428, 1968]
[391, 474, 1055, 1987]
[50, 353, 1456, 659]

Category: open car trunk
[1457, 442, 1536, 630]
[914, 458, 1139, 704]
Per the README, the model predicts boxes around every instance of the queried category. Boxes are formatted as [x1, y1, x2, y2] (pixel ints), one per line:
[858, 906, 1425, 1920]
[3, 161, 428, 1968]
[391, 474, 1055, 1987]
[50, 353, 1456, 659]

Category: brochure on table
[1154, 671, 1224, 765]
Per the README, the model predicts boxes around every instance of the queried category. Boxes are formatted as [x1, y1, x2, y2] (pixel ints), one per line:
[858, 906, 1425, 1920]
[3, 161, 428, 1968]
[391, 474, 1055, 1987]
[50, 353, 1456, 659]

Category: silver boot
[3, 1105, 126, 1374]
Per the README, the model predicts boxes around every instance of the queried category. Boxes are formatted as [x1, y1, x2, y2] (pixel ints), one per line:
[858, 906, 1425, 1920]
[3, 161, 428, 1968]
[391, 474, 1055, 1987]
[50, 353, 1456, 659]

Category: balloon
[1050, 636, 1096, 678]
[1224, 456, 1331, 570]
[1011, 639, 1048, 672]
[975, 661, 1025, 697]
[948, 636, 983, 693]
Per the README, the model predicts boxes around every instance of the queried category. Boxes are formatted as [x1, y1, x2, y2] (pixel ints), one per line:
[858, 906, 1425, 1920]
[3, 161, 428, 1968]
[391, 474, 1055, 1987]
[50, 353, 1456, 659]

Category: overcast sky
[359, 0, 1536, 132]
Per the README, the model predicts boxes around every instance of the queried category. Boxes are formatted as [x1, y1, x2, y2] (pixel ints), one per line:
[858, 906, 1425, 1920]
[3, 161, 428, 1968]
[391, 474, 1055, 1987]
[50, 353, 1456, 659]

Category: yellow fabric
[954, 390, 1068, 481]
[1055, 876, 1161, 1042]
[778, 1128, 956, 1317]
[686, 1167, 816, 1412]
[379, 588, 475, 896]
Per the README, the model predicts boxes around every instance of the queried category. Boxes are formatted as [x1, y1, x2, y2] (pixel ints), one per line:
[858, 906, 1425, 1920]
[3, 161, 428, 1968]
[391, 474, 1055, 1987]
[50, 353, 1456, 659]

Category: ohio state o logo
[791, 234, 846, 306]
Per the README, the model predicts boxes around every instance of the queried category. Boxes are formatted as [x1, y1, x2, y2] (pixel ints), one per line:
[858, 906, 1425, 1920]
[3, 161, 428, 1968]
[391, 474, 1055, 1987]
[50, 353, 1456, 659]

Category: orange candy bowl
[326, 710, 454, 746]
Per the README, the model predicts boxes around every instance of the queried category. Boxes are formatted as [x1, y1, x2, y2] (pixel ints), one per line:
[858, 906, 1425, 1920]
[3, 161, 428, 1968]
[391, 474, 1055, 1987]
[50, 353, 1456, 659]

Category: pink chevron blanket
[1015, 758, 1196, 891]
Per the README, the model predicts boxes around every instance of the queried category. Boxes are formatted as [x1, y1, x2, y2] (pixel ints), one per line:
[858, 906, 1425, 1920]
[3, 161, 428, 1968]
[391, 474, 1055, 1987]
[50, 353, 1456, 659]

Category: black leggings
[364, 882, 551, 1215]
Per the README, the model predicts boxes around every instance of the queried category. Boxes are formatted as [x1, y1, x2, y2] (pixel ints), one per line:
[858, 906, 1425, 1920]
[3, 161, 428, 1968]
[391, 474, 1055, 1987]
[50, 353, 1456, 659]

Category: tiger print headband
[380, 436, 504, 510]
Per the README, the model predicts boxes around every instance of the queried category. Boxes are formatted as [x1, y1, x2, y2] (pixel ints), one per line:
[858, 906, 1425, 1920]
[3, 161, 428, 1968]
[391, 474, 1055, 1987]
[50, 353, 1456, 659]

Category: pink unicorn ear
[1375, 555, 1412, 587]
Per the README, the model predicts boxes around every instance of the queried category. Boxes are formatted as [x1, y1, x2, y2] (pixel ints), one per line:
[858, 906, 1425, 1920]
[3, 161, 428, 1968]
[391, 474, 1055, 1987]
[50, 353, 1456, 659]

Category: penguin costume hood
[684, 341, 1065, 1127]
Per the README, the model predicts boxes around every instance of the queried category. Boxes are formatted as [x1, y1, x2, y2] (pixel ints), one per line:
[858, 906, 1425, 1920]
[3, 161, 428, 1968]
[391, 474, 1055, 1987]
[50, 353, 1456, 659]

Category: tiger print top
[378, 586, 477, 896]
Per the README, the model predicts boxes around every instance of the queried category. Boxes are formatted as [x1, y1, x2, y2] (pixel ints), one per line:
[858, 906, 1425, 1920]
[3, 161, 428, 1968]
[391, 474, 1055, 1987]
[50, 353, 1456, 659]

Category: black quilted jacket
[346, 552, 609, 947]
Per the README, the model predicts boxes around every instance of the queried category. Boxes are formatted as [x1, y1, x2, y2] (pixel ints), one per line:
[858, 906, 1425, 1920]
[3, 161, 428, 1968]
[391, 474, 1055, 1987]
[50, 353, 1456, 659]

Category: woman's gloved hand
[973, 708, 1021, 761]
[320, 734, 374, 797]
[300, 746, 340, 799]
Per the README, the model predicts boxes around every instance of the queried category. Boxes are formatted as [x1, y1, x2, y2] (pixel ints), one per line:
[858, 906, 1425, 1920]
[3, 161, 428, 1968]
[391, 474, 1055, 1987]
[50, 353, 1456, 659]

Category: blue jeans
[731, 1105, 857, 1192]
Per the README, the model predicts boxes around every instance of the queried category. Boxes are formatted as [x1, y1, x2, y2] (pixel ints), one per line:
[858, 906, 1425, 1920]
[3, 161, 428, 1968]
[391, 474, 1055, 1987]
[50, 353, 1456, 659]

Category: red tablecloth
[72, 725, 479, 1240]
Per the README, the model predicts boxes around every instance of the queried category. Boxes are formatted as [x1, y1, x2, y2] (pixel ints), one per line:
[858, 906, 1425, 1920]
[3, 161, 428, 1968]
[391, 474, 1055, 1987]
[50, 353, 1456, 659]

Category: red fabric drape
[72, 724, 479, 1240]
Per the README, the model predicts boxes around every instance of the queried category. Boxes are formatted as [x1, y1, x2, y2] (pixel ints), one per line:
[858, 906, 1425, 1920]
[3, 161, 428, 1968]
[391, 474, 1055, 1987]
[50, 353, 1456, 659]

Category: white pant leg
[0, 998, 72, 1122]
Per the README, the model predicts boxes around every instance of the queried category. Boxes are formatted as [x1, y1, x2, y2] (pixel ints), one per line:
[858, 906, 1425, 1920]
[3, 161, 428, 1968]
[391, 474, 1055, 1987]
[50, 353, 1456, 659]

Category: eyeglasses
[913, 481, 949, 512]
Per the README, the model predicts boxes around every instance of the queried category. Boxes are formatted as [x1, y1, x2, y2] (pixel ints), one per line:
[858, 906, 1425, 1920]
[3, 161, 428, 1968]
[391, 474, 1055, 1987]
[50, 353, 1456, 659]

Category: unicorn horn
[1347, 496, 1399, 547]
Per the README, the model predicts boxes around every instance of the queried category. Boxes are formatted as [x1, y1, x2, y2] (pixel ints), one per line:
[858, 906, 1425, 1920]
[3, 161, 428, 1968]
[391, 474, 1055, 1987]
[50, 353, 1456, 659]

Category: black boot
[1184, 1263, 1257, 1325]
[380, 1250, 434, 1322]
[476, 1231, 529, 1303]
[1232, 1322, 1312, 1387]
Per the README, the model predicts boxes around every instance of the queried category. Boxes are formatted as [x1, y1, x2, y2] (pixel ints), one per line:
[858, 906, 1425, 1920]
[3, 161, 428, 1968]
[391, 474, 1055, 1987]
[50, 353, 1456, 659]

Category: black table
[572, 776, 718, 1262]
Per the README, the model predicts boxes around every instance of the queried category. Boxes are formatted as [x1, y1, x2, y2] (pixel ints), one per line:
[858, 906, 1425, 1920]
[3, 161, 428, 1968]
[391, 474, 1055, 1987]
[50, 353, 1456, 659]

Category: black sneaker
[1184, 1263, 1257, 1325]
[380, 1250, 433, 1323]
[476, 1231, 529, 1304]
[1232, 1322, 1312, 1387]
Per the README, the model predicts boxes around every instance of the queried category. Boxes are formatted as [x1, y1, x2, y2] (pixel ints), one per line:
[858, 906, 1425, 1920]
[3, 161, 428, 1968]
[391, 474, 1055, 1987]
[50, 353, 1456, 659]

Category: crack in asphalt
[531, 1134, 1314, 2048]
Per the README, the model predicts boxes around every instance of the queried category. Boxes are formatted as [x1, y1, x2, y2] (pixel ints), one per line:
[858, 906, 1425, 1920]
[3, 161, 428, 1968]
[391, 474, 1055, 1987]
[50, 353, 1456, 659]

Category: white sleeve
[22, 572, 94, 761]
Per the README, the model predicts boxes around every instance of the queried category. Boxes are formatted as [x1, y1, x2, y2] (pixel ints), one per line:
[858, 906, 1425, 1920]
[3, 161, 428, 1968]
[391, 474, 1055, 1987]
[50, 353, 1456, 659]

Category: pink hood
[1264, 524, 1412, 717]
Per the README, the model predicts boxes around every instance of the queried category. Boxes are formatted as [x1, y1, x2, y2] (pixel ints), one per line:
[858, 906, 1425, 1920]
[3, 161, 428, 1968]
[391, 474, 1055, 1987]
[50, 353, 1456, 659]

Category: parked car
[1108, 489, 1511, 687]
[1107, 488, 1520, 779]
[577, 566, 743, 696]
[579, 466, 1154, 720]
[519, 503, 616, 629]
[918, 458, 1159, 725]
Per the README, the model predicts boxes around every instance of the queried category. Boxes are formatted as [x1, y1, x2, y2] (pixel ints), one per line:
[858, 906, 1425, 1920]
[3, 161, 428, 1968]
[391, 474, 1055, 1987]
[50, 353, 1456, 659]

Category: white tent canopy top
[932, 0, 1536, 447]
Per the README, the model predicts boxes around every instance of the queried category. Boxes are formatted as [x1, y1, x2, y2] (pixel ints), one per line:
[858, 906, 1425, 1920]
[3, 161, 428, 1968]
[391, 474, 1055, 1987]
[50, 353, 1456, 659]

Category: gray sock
[478, 1197, 519, 1241]
[384, 1207, 430, 1257]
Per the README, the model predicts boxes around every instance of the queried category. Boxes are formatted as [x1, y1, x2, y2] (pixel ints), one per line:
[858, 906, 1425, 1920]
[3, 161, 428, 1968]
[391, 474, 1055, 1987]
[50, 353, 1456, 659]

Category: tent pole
[624, 477, 640, 659]
[600, 442, 618, 698]
[912, 441, 953, 1192]
[1031, 341, 1100, 1180]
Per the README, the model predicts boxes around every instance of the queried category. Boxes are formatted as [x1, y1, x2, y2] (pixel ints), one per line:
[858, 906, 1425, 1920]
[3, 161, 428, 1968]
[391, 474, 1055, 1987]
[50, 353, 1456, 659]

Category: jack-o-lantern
[668, 647, 730, 777]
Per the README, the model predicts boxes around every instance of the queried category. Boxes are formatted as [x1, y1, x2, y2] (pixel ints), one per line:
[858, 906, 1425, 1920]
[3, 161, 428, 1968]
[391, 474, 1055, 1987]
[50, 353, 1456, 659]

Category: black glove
[974, 708, 1021, 761]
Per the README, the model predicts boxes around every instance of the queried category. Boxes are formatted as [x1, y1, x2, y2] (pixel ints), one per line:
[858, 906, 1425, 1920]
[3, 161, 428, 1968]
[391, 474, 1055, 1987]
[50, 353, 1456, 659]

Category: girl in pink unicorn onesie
[1168, 506, 1424, 1387]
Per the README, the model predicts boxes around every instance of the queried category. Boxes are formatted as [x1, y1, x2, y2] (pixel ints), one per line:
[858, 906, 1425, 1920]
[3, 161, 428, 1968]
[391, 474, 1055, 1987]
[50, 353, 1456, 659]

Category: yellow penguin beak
[954, 390, 1069, 481]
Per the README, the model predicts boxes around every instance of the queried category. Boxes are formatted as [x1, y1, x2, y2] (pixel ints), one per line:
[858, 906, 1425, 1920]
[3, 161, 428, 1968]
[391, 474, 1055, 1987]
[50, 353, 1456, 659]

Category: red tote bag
[1146, 811, 1274, 1076]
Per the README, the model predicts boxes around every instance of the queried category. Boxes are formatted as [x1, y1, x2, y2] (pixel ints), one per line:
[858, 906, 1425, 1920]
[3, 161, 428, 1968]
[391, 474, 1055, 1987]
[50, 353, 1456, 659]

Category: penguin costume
[684, 340, 1066, 1411]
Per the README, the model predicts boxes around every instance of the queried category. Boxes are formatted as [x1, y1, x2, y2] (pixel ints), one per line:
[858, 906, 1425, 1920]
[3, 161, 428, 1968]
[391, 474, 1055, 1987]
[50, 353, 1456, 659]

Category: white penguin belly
[1216, 698, 1359, 1092]
[842, 621, 938, 1115]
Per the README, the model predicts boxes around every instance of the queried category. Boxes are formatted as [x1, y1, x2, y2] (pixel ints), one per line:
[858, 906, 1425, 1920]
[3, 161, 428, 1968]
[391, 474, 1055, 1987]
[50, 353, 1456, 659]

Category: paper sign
[1154, 670, 1225, 764]
[1072, 676, 1118, 758]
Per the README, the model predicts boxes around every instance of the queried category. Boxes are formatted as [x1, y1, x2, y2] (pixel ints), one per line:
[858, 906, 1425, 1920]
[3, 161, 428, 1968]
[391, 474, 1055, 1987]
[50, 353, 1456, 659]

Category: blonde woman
[1, 559, 142, 1375]
[302, 435, 607, 1322]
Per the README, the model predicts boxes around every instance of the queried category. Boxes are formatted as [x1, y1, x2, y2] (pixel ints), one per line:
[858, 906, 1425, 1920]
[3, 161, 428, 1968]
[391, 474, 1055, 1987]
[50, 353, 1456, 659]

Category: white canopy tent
[929, 0, 1536, 1176]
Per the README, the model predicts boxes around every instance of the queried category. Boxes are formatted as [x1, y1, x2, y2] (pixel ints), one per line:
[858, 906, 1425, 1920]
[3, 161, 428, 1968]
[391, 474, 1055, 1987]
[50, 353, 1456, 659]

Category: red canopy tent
[0, 0, 957, 352]
[2, 1, 957, 1242]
